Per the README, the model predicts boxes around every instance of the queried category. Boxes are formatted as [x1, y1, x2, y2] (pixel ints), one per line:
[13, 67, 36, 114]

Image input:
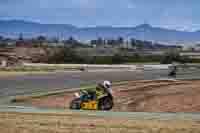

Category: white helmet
[103, 80, 111, 89]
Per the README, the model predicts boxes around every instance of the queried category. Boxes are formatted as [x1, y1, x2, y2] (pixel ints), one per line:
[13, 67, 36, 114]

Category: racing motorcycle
[69, 89, 114, 111]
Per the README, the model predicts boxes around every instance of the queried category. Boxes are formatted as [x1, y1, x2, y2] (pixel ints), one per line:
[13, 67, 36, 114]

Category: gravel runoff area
[1, 111, 200, 133]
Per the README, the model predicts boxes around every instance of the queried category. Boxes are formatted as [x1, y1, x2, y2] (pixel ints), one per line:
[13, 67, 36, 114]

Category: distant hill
[0, 20, 200, 44]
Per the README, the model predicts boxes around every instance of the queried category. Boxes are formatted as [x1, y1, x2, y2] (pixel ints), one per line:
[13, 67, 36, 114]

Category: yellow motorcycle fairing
[81, 101, 98, 110]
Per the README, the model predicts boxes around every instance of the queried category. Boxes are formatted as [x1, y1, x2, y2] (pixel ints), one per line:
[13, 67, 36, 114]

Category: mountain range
[0, 20, 200, 44]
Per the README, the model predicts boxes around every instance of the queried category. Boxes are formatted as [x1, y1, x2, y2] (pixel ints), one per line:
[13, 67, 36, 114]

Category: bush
[45, 47, 165, 64]
[160, 52, 192, 64]
[161, 52, 180, 64]
[46, 46, 83, 64]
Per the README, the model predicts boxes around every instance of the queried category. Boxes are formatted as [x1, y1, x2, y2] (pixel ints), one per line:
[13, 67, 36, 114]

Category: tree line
[45, 46, 193, 64]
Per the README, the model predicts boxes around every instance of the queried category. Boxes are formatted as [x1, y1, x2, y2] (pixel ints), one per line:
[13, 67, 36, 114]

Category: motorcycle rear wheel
[98, 96, 113, 110]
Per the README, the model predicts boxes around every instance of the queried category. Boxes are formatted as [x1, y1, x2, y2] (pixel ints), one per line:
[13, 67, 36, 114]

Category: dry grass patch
[0, 112, 200, 133]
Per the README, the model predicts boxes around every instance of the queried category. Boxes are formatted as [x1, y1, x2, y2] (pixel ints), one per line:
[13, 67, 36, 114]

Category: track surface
[0, 69, 167, 97]
[1, 68, 200, 98]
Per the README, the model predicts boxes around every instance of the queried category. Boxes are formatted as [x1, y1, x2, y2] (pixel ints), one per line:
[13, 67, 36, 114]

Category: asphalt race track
[0, 68, 200, 98]
[0, 69, 166, 97]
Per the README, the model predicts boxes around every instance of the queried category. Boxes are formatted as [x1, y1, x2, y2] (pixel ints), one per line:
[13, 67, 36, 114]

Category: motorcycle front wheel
[69, 98, 81, 110]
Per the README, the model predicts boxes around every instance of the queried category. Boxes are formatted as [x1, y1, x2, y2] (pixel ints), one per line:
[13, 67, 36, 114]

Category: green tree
[37, 36, 46, 46]
[97, 37, 104, 45]
[0, 36, 3, 41]
[18, 33, 24, 41]
[161, 52, 181, 64]
[47, 46, 82, 64]
[117, 37, 124, 44]
[112, 54, 124, 64]
[130, 38, 136, 48]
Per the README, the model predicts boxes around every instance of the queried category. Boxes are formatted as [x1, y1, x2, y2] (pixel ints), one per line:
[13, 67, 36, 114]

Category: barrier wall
[23, 63, 172, 70]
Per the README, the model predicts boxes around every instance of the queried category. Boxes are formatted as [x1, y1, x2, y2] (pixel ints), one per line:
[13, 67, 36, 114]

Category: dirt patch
[138, 94, 200, 112]
[25, 80, 200, 112]
[29, 93, 73, 109]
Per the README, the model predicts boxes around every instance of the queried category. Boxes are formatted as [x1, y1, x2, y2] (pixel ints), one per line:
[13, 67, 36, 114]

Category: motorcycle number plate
[81, 101, 97, 110]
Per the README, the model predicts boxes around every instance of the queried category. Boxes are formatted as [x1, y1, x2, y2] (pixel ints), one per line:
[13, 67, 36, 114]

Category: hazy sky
[0, 0, 199, 31]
